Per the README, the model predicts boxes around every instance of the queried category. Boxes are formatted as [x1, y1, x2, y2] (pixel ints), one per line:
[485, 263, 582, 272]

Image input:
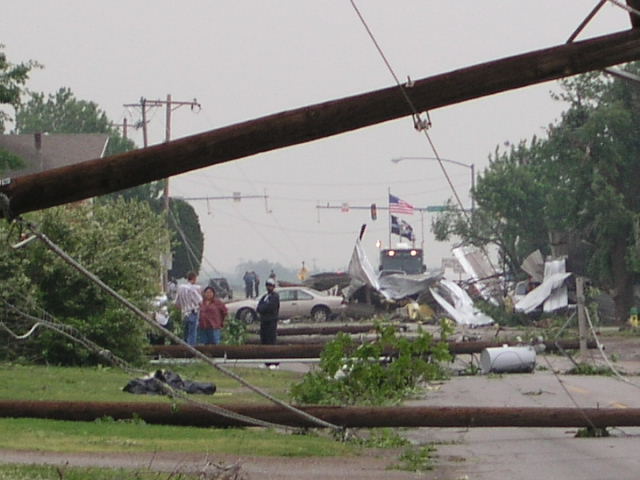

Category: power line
[123, 95, 201, 291]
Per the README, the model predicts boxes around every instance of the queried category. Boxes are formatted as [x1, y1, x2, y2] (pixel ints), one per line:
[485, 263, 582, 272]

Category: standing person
[198, 286, 227, 345]
[243, 271, 253, 299]
[253, 271, 260, 298]
[167, 277, 178, 301]
[268, 269, 277, 283]
[257, 277, 280, 369]
[174, 271, 202, 346]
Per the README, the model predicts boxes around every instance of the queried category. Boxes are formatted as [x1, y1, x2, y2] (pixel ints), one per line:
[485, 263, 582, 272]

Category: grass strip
[0, 417, 355, 457]
[0, 363, 303, 404]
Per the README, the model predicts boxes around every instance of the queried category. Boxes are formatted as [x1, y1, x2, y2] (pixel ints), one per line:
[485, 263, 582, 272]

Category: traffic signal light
[370, 203, 377, 220]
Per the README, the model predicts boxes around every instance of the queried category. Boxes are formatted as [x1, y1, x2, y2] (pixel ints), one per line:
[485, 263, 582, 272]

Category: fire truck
[379, 246, 426, 274]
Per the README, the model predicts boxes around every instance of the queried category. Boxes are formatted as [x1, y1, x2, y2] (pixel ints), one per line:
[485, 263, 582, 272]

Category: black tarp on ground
[123, 369, 216, 395]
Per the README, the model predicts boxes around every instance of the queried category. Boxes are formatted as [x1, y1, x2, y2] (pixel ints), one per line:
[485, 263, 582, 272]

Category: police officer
[257, 277, 280, 368]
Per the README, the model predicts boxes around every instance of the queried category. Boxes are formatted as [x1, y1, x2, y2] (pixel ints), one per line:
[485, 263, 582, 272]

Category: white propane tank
[480, 345, 536, 374]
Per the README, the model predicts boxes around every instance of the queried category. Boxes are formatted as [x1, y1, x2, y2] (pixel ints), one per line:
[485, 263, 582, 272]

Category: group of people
[173, 272, 281, 369]
[243, 270, 277, 299]
[242, 271, 260, 298]
[174, 272, 228, 346]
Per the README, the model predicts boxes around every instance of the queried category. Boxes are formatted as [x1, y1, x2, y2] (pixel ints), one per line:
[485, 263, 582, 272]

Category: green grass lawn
[0, 463, 185, 480]
[0, 362, 303, 404]
[0, 362, 358, 458]
[0, 417, 355, 457]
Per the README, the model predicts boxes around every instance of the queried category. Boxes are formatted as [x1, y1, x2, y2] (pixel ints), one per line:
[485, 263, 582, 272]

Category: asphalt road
[406, 354, 640, 480]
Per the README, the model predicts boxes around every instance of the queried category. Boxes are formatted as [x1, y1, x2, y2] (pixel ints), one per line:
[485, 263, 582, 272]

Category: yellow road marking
[566, 385, 589, 395]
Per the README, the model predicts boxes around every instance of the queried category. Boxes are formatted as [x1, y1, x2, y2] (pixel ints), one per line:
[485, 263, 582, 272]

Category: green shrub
[223, 313, 247, 345]
[0, 199, 166, 365]
[290, 323, 451, 406]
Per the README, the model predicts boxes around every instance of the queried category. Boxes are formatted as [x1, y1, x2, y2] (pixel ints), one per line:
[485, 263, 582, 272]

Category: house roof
[0, 133, 109, 177]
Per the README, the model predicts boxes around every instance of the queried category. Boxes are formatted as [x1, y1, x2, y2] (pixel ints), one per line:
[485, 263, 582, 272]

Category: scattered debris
[430, 280, 494, 327]
[515, 257, 571, 313]
[123, 369, 216, 395]
[480, 346, 536, 374]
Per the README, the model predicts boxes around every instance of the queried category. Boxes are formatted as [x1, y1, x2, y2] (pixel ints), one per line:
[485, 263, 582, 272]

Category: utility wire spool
[480, 345, 536, 374]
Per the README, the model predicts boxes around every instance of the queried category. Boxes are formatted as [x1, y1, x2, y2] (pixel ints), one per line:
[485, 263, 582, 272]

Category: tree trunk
[610, 237, 634, 325]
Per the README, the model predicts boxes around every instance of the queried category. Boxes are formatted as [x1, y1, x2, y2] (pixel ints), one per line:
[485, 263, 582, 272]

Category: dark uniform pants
[260, 319, 278, 345]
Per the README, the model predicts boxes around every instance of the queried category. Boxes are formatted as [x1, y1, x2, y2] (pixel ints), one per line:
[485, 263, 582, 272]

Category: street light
[391, 156, 475, 212]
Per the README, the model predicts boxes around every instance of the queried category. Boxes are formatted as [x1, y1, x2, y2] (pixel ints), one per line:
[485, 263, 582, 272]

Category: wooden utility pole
[148, 338, 596, 359]
[2, 401, 637, 429]
[576, 276, 588, 358]
[111, 118, 131, 139]
[123, 94, 200, 205]
[3, 29, 640, 218]
[123, 95, 200, 290]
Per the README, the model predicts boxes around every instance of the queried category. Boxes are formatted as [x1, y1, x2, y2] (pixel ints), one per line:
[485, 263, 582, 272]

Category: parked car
[226, 286, 346, 323]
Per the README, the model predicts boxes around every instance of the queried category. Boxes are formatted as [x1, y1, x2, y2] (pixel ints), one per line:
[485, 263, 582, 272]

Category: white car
[226, 286, 346, 323]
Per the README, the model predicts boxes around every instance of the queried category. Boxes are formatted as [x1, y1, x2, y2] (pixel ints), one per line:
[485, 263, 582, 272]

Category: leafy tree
[0, 199, 167, 364]
[433, 138, 552, 275]
[13, 87, 204, 288]
[435, 66, 640, 322]
[14, 87, 134, 156]
[0, 45, 40, 133]
[0, 148, 24, 175]
[0, 46, 40, 173]
[168, 198, 204, 279]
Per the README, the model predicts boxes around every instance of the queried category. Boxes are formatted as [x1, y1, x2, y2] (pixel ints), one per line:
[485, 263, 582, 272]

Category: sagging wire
[552, 312, 582, 370]
[348, 0, 468, 218]
[348, 1, 500, 278]
[607, 0, 640, 17]
[234, 162, 305, 262]
[542, 302, 639, 434]
[167, 207, 199, 273]
[0, 301, 286, 429]
[13, 218, 340, 431]
[566, 0, 607, 43]
[541, 348, 598, 431]
[584, 308, 640, 391]
[168, 205, 225, 277]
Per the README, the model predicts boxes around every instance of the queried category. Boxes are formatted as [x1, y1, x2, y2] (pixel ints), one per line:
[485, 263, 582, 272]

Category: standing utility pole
[124, 95, 201, 208]
[111, 118, 133, 140]
[123, 95, 201, 290]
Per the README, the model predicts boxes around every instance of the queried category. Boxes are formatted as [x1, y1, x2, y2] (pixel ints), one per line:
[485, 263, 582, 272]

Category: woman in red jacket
[198, 286, 227, 345]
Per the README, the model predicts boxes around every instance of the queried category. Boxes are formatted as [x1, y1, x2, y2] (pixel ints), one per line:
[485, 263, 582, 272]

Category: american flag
[389, 194, 414, 215]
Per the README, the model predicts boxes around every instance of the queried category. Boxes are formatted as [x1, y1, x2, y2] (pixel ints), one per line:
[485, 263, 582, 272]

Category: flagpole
[387, 187, 391, 248]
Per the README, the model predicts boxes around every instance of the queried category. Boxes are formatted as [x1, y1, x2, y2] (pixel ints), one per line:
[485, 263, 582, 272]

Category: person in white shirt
[174, 271, 202, 346]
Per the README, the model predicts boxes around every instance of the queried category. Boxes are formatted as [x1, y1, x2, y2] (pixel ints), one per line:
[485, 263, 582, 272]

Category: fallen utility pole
[3, 29, 640, 217]
[244, 324, 404, 336]
[1, 400, 638, 428]
[149, 338, 596, 359]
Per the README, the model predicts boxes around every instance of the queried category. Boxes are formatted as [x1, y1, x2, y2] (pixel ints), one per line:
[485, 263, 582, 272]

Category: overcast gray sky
[1, 1, 633, 277]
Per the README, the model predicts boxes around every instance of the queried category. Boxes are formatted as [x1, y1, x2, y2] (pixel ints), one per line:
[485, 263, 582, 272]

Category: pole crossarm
[3, 29, 640, 218]
[178, 194, 268, 201]
[316, 204, 442, 212]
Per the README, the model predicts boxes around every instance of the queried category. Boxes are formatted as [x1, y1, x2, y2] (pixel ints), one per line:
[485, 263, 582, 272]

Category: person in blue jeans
[198, 286, 227, 344]
[174, 271, 202, 346]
